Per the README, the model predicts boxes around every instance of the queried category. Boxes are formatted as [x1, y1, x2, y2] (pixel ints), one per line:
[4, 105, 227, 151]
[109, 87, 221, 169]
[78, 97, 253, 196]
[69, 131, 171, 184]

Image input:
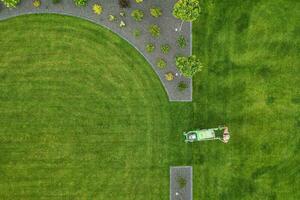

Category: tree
[173, 0, 201, 31]
[176, 55, 203, 77]
[1, 0, 20, 8]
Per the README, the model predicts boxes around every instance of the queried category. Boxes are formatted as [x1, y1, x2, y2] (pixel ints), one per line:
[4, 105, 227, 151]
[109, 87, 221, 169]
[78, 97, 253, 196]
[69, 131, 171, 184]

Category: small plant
[108, 15, 117, 22]
[150, 7, 162, 18]
[120, 20, 126, 28]
[33, 0, 40, 7]
[177, 35, 187, 48]
[120, 12, 125, 17]
[131, 9, 144, 22]
[119, 0, 130, 8]
[52, 0, 61, 4]
[149, 25, 160, 37]
[93, 4, 103, 15]
[74, 0, 87, 6]
[156, 58, 167, 69]
[146, 43, 155, 53]
[161, 44, 170, 54]
[133, 29, 141, 38]
[176, 176, 187, 188]
[165, 72, 174, 81]
[178, 82, 188, 91]
[135, 0, 143, 3]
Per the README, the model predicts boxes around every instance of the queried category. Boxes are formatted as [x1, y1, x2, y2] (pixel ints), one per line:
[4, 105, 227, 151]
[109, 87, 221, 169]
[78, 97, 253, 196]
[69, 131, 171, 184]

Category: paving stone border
[170, 166, 193, 200]
[0, 0, 192, 101]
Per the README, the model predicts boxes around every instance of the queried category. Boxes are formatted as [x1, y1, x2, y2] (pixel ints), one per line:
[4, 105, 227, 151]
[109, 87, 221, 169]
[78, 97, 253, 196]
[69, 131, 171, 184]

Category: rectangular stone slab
[170, 166, 193, 200]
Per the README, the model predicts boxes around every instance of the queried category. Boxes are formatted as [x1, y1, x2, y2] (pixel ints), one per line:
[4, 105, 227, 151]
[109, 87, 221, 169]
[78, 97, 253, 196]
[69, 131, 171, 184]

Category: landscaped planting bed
[0, 0, 193, 101]
[0, 0, 299, 199]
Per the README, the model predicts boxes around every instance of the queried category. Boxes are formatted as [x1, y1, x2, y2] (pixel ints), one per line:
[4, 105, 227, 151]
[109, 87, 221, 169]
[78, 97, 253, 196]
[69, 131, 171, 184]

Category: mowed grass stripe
[0, 14, 171, 199]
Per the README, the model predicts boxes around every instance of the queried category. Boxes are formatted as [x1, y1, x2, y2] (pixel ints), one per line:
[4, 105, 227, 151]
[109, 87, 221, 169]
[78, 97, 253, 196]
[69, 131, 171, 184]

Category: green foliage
[74, 0, 87, 6]
[156, 58, 167, 69]
[133, 29, 141, 38]
[176, 55, 203, 77]
[108, 15, 117, 22]
[177, 35, 187, 48]
[135, 0, 143, 3]
[52, 0, 61, 3]
[33, 0, 40, 7]
[161, 44, 170, 54]
[131, 9, 144, 22]
[150, 7, 162, 18]
[173, 0, 201, 22]
[119, 20, 126, 28]
[149, 24, 160, 37]
[165, 72, 174, 81]
[93, 4, 103, 15]
[178, 82, 188, 91]
[1, 0, 20, 8]
[146, 43, 155, 53]
[177, 176, 187, 188]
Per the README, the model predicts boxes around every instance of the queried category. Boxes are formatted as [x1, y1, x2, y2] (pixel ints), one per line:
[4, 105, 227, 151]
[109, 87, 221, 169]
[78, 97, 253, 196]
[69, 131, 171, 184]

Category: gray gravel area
[170, 166, 193, 200]
[0, 0, 192, 101]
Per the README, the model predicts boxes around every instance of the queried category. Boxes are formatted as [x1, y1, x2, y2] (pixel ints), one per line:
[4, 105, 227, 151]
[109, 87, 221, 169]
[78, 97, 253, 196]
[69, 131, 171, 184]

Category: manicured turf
[0, 0, 299, 198]
[192, 0, 299, 199]
[0, 14, 174, 199]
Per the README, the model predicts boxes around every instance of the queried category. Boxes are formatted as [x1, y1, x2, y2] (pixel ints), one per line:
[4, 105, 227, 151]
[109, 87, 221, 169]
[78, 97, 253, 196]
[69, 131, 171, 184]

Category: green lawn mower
[183, 126, 230, 143]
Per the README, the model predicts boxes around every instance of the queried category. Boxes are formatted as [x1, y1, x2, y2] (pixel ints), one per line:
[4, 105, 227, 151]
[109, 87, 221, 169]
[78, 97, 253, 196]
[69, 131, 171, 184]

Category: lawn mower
[183, 126, 230, 143]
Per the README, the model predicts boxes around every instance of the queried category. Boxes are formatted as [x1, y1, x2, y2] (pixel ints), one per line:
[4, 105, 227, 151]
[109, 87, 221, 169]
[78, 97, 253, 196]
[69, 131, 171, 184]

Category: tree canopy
[173, 0, 201, 22]
[176, 55, 203, 77]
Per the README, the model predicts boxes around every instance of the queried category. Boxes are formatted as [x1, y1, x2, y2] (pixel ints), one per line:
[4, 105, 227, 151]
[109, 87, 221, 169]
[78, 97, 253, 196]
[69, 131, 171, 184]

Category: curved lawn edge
[1, 13, 170, 101]
[0, 0, 193, 101]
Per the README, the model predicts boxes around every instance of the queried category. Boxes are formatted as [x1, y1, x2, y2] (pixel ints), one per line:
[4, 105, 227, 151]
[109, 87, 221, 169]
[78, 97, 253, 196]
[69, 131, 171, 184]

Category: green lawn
[0, 0, 299, 199]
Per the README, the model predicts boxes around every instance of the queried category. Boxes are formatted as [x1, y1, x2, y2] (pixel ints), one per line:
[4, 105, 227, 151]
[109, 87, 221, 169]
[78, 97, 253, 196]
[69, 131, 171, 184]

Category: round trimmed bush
[156, 58, 167, 69]
[149, 25, 160, 37]
[131, 9, 144, 22]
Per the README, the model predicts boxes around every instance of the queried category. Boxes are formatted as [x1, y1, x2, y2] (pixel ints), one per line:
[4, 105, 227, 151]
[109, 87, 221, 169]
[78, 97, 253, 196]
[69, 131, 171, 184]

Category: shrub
[156, 58, 167, 69]
[165, 72, 174, 81]
[161, 44, 170, 54]
[149, 25, 160, 37]
[133, 29, 141, 38]
[33, 0, 40, 7]
[131, 9, 144, 22]
[108, 15, 117, 22]
[176, 55, 203, 77]
[177, 176, 187, 188]
[173, 0, 201, 31]
[74, 0, 87, 6]
[135, 0, 143, 3]
[150, 7, 162, 18]
[119, 0, 130, 8]
[93, 4, 103, 15]
[1, 0, 20, 8]
[120, 20, 126, 28]
[146, 43, 155, 53]
[52, 0, 61, 4]
[178, 82, 188, 91]
[177, 35, 187, 48]
[120, 11, 125, 17]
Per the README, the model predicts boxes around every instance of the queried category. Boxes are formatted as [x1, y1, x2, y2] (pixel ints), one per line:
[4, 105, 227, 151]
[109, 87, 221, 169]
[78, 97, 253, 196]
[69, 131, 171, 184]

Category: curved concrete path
[0, 0, 192, 101]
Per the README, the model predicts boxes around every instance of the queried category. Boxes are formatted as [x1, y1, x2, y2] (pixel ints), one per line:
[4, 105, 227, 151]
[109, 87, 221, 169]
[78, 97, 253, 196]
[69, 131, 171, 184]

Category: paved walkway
[0, 0, 192, 101]
[170, 166, 193, 200]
